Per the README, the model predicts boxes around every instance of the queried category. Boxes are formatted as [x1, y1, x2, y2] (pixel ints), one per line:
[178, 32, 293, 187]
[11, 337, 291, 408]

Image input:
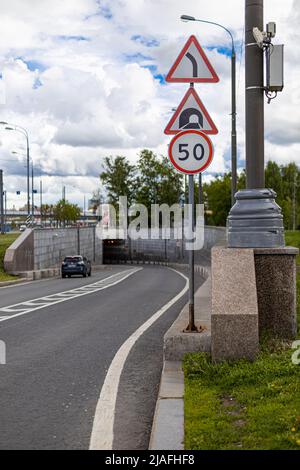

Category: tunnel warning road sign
[168, 130, 214, 175]
[166, 35, 219, 83]
[164, 87, 218, 135]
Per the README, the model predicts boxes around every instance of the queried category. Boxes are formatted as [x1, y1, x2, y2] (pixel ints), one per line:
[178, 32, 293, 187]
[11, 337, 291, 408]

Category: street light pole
[32, 162, 34, 223]
[180, 15, 237, 205]
[4, 190, 7, 231]
[0, 122, 31, 217]
[40, 179, 43, 225]
[245, 0, 264, 189]
[0, 170, 4, 234]
[231, 48, 237, 205]
[26, 132, 30, 217]
[227, 0, 284, 248]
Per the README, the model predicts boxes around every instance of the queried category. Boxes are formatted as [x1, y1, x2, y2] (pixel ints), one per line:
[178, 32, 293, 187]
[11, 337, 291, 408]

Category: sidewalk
[149, 274, 212, 450]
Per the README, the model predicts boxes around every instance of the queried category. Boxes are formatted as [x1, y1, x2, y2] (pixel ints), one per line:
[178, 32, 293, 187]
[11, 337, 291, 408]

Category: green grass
[286, 231, 300, 265]
[184, 345, 300, 450]
[0, 232, 20, 281]
[184, 230, 300, 450]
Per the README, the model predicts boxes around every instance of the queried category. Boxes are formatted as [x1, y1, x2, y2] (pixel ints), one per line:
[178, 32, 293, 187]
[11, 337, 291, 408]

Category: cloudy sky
[0, 0, 299, 209]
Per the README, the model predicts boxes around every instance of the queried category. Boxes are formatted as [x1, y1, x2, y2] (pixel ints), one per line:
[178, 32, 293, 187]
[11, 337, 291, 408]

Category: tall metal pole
[62, 186, 66, 228]
[180, 17, 237, 204]
[228, 0, 284, 248]
[26, 134, 30, 217]
[245, 0, 265, 189]
[31, 163, 34, 224]
[186, 174, 197, 332]
[40, 180, 43, 225]
[0, 170, 4, 234]
[4, 190, 7, 231]
[231, 49, 237, 204]
[293, 172, 297, 231]
[198, 173, 203, 205]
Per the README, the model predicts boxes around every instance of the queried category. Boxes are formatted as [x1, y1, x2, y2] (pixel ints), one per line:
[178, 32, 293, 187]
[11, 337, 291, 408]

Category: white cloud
[0, 0, 299, 208]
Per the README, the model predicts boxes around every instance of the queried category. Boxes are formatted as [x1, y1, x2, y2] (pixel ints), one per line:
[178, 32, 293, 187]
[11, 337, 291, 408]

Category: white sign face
[168, 130, 214, 175]
[164, 87, 218, 135]
[166, 35, 219, 83]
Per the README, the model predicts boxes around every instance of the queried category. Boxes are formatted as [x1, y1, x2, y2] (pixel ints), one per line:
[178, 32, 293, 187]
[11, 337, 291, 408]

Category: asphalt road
[0, 265, 199, 450]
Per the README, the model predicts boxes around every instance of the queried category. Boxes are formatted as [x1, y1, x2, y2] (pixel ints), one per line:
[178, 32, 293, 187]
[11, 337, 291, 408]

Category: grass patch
[184, 236, 300, 450]
[286, 231, 300, 264]
[184, 346, 300, 450]
[0, 232, 20, 281]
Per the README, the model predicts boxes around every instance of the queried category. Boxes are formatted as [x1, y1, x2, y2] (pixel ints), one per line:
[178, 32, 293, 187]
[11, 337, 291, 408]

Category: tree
[135, 150, 183, 212]
[203, 173, 232, 227]
[135, 150, 161, 209]
[53, 200, 81, 227]
[41, 204, 54, 221]
[100, 156, 136, 207]
[159, 156, 183, 207]
[201, 170, 246, 227]
[89, 189, 103, 215]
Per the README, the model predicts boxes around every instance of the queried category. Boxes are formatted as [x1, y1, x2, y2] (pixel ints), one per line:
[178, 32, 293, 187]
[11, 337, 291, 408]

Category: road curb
[0, 278, 27, 287]
[149, 361, 184, 450]
[164, 272, 212, 361]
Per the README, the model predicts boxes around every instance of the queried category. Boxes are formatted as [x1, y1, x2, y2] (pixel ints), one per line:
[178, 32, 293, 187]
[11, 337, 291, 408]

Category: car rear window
[64, 257, 82, 262]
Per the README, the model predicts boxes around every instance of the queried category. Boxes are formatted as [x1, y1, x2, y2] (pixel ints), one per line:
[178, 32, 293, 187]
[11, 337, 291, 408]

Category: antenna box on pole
[266, 44, 284, 92]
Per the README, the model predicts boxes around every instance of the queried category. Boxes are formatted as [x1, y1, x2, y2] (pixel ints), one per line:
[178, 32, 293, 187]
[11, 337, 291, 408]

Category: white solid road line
[89, 267, 189, 450]
[0, 279, 49, 289]
[0, 268, 142, 323]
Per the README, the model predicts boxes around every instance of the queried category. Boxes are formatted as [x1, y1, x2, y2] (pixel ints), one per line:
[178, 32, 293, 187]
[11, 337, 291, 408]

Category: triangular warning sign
[166, 35, 219, 83]
[164, 87, 218, 135]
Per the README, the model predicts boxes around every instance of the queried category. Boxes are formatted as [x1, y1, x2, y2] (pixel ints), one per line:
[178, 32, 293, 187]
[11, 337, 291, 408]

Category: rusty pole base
[183, 304, 201, 333]
[183, 324, 198, 333]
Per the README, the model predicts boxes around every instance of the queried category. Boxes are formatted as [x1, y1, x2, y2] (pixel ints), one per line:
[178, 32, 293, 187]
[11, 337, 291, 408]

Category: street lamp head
[0, 121, 8, 126]
[5, 126, 15, 131]
[180, 15, 196, 22]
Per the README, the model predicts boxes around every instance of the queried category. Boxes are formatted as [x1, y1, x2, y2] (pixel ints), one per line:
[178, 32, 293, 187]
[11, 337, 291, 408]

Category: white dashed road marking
[0, 268, 142, 323]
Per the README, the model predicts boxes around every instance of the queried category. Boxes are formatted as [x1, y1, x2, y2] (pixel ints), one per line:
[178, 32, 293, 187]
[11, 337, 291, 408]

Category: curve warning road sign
[166, 35, 219, 83]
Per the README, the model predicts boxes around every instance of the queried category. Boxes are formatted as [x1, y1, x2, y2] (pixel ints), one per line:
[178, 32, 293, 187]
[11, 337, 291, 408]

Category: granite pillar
[254, 247, 298, 339]
[211, 247, 259, 362]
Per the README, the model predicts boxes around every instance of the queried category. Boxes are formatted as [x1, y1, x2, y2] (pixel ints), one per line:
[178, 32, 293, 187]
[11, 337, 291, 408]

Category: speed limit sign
[168, 130, 214, 175]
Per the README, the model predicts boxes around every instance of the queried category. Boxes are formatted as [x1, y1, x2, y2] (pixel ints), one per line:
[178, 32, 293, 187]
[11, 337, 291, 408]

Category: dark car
[61, 255, 91, 278]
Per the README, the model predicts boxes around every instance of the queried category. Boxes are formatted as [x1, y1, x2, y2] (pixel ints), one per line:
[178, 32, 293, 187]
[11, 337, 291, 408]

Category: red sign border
[164, 87, 219, 135]
[166, 35, 220, 84]
[168, 130, 214, 175]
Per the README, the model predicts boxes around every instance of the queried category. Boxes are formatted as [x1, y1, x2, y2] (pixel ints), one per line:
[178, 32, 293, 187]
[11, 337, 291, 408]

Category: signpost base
[184, 304, 198, 333]
[227, 189, 285, 248]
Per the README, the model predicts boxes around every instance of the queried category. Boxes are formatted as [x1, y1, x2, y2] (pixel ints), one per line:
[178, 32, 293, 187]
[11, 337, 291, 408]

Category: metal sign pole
[186, 174, 197, 332]
[0, 170, 4, 234]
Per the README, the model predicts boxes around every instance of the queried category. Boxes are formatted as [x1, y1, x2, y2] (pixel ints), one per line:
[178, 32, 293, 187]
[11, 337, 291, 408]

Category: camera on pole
[253, 21, 284, 103]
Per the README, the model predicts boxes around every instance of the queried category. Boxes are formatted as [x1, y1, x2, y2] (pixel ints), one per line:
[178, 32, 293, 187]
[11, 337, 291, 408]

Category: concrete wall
[4, 227, 103, 273]
[130, 226, 226, 261]
[4, 225, 225, 273]
[107, 226, 226, 265]
[4, 229, 34, 273]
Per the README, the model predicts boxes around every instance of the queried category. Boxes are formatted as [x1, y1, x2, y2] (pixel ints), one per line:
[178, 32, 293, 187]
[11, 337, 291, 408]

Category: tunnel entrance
[103, 240, 129, 264]
[102, 239, 182, 265]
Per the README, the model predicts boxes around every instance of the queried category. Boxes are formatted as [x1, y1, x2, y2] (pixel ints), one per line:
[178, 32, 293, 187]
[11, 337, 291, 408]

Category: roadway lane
[0, 265, 194, 450]
[0, 267, 128, 308]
